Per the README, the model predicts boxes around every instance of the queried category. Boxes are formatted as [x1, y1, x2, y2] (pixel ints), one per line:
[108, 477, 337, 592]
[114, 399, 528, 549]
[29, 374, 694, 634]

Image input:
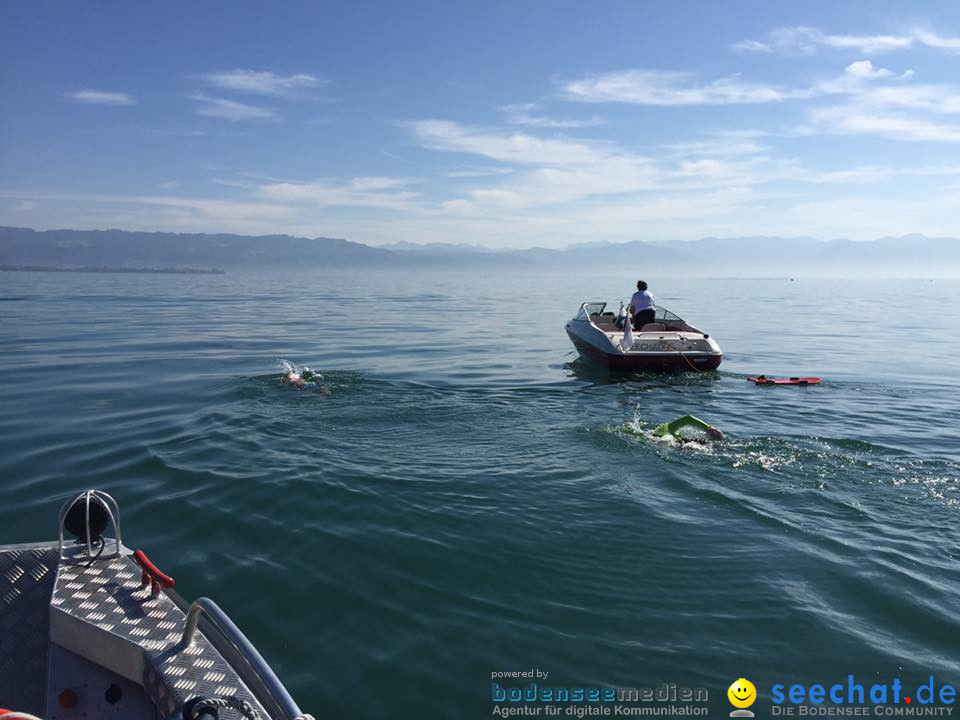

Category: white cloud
[815, 60, 898, 95]
[802, 166, 894, 184]
[257, 177, 421, 210]
[500, 103, 605, 128]
[446, 159, 663, 210]
[560, 60, 934, 116]
[158, 180, 180, 189]
[445, 165, 515, 178]
[407, 119, 609, 166]
[911, 29, 960, 51]
[801, 59, 960, 142]
[664, 133, 771, 160]
[809, 107, 960, 142]
[561, 70, 811, 105]
[799, 164, 960, 183]
[406, 120, 787, 211]
[778, 27, 913, 54]
[198, 69, 323, 96]
[212, 177, 258, 189]
[0, 191, 292, 234]
[403, 110, 960, 227]
[411, 121, 647, 209]
[189, 93, 277, 121]
[734, 26, 960, 55]
[144, 128, 208, 137]
[843, 60, 892, 81]
[64, 89, 136, 106]
[731, 39, 772, 54]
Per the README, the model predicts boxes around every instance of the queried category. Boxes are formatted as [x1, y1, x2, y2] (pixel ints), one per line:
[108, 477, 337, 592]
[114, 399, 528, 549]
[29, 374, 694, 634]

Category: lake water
[1, 270, 959, 718]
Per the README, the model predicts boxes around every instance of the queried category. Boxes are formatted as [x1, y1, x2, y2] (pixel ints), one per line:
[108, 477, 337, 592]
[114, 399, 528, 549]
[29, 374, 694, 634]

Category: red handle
[133, 549, 175, 589]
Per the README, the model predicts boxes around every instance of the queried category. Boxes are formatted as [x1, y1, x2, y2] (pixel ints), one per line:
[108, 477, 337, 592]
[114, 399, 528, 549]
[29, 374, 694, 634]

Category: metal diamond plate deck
[51, 550, 269, 719]
[0, 544, 58, 717]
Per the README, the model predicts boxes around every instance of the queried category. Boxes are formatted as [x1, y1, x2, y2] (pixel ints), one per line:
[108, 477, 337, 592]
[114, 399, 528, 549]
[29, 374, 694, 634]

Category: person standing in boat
[629, 280, 656, 330]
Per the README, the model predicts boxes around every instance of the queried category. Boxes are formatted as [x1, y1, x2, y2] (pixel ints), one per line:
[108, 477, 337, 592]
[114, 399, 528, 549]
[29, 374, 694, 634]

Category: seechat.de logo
[729, 678, 757, 718]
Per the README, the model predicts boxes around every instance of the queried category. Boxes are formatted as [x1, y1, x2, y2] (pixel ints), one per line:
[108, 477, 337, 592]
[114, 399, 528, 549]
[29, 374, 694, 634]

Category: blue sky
[3, 1, 960, 248]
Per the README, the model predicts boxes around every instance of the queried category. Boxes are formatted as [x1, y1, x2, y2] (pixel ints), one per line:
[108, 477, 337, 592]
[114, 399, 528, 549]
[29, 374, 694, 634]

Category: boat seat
[639, 323, 666, 332]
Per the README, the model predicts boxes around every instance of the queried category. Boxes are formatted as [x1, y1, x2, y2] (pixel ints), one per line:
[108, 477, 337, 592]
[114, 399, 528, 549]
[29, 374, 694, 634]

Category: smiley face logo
[728, 678, 756, 709]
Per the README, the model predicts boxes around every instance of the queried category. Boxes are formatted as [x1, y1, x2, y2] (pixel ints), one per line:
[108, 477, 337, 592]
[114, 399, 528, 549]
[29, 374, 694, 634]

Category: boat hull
[566, 327, 722, 372]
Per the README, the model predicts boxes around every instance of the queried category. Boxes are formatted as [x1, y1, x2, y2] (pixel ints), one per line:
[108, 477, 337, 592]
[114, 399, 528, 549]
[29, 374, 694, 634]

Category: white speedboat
[0, 490, 313, 720]
[565, 302, 723, 371]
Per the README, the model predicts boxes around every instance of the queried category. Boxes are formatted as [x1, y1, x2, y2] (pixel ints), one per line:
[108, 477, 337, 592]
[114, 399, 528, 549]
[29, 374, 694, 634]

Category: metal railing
[181, 597, 304, 720]
[57, 489, 123, 562]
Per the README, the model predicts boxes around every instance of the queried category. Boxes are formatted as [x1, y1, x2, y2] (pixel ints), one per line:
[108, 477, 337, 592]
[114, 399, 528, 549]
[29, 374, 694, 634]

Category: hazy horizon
[4, 225, 960, 278]
[4, 223, 960, 251]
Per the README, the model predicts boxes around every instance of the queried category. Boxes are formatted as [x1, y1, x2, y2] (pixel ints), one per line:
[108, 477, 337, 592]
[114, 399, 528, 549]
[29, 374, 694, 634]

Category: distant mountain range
[379, 240, 500, 254]
[2, 226, 959, 277]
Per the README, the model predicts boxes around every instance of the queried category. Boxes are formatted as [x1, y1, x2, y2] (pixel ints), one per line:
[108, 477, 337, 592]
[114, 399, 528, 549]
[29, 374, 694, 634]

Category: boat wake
[604, 416, 960, 506]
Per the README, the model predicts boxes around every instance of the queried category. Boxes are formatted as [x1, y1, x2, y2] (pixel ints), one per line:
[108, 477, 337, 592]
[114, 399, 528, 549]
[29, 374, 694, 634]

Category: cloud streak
[733, 26, 960, 55]
[809, 107, 960, 143]
[0, 191, 292, 233]
[189, 92, 277, 121]
[561, 70, 812, 105]
[257, 177, 422, 211]
[64, 89, 136, 106]
[408, 119, 610, 166]
[500, 103, 605, 128]
[198, 69, 323, 96]
[556, 58, 960, 146]
[802, 60, 960, 142]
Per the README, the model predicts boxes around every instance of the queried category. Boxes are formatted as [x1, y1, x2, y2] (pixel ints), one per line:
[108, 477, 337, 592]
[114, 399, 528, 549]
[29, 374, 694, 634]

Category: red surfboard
[747, 375, 821, 385]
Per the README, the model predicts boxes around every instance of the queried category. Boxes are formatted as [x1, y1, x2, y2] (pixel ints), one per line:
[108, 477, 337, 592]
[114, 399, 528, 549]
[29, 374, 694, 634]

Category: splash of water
[276, 359, 326, 391]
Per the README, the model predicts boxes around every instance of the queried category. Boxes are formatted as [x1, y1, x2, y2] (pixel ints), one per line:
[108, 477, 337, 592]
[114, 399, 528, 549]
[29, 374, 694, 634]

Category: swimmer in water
[652, 415, 724, 442]
[280, 367, 325, 390]
[281, 371, 305, 387]
[704, 426, 725, 441]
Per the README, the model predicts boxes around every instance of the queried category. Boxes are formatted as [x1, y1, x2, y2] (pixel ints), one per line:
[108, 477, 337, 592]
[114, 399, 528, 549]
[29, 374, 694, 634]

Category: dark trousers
[633, 309, 656, 330]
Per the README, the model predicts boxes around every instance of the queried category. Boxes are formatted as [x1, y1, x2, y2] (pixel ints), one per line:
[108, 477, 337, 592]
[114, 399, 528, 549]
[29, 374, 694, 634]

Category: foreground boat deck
[1, 541, 268, 719]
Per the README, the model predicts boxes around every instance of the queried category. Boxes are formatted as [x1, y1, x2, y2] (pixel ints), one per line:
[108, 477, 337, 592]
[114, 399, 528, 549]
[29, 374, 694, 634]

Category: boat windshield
[577, 302, 606, 320]
[654, 305, 683, 323]
[576, 302, 686, 324]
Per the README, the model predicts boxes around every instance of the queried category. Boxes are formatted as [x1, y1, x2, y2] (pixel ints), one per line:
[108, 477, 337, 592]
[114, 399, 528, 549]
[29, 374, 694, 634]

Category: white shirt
[630, 290, 655, 312]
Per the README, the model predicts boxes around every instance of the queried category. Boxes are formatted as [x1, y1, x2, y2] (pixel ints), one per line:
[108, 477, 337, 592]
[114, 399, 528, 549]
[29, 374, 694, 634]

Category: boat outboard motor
[58, 489, 123, 563]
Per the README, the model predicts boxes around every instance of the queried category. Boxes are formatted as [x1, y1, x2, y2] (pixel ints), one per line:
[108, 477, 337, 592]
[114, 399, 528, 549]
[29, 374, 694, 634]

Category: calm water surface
[1, 270, 958, 717]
